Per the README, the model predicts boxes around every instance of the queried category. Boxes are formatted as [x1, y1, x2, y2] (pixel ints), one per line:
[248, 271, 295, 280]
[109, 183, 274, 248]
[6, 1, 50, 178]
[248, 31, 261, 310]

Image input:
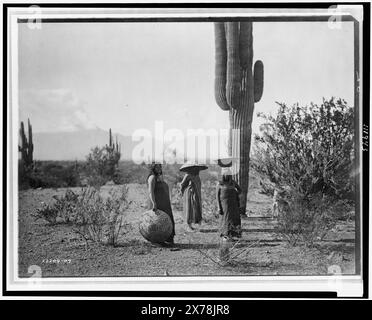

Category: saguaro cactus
[106, 128, 121, 177]
[108, 128, 121, 155]
[19, 118, 34, 167]
[214, 21, 264, 215]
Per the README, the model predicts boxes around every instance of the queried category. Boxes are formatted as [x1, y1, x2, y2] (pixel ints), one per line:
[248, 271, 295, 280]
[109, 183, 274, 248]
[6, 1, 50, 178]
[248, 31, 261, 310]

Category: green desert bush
[252, 98, 355, 246]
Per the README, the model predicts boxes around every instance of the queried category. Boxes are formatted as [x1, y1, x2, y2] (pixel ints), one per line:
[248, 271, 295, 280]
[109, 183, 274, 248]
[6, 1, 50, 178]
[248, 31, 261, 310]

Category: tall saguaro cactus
[214, 21, 264, 215]
[19, 118, 34, 167]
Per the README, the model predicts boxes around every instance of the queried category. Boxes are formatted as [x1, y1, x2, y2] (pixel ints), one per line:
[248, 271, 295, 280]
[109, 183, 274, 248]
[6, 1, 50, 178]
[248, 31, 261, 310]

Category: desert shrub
[112, 166, 124, 185]
[84, 145, 121, 188]
[59, 164, 81, 187]
[32, 186, 130, 246]
[19, 161, 81, 189]
[51, 189, 79, 223]
[253, 98, 354, 198]
[71, 186, 130, 246]
[274, 191, 353, 246]
[114, 161, 148, 184]
[252, 98, 355, 245]
[32, 202, 58, 225]
[32, 189, 80, 224]
[18, 161, 33, 190]
[41, 163, 80, 186]
[84, 173, 107, 189]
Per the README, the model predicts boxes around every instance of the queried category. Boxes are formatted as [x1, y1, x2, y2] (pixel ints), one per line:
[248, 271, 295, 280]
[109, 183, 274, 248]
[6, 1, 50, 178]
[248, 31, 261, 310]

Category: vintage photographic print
[4, 4, 367, 297]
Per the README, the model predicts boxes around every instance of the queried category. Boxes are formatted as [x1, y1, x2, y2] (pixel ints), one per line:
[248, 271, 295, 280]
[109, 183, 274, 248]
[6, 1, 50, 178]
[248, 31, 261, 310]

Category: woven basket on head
[139, 209, 173, 243]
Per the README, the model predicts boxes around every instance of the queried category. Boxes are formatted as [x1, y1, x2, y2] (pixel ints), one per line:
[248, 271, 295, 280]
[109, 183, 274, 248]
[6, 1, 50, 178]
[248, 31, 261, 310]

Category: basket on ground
[139, 209, 173, 243]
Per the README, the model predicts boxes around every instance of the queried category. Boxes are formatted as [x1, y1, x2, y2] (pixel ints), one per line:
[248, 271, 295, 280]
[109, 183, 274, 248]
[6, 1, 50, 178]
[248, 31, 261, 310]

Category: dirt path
[18, 184, 356, 277]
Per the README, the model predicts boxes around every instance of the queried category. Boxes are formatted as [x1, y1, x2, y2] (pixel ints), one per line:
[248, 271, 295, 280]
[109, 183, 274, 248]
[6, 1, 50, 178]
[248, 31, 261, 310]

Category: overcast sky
[18, 21, 354, 138]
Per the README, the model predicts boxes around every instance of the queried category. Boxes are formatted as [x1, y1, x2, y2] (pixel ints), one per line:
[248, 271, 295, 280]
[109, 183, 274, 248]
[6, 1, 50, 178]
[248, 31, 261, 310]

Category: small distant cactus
[214, 21, 264, 215]
[106, 128, 121, 171]
[107, 128, 121, 157]
[86, 128, 122, 187]
[19, 118, 34, 167]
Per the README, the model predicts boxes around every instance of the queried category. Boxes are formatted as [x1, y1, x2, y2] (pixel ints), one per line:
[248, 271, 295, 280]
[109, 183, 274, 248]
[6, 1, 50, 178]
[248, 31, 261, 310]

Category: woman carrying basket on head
[216, 158, 242, 239]
[179, 163, 208, 231]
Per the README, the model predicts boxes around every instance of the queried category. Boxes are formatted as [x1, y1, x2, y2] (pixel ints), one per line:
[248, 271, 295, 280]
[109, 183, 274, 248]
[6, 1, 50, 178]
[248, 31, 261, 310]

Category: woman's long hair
[147, 163, 162, 182]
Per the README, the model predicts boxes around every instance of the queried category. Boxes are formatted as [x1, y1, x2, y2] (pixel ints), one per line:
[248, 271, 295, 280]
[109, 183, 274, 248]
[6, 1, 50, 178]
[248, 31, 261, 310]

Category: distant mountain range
[30, 128, 226, 162]
[32, 129, 137, 161]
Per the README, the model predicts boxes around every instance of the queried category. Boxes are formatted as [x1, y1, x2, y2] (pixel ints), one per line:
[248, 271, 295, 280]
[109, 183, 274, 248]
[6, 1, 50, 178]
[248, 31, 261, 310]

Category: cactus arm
[20, 121, 26, 148]
[225, 22, 242, 110]
[28, 118, 33, 163]
[19, 120, 34, 166]
[109, 128, 113, 148]
[115, 135, 120, 154]
[253, 60, 264, 103]
[239, 22, 253, 70]
[214, 23, 230, 111]
[20, 121, 27, 162]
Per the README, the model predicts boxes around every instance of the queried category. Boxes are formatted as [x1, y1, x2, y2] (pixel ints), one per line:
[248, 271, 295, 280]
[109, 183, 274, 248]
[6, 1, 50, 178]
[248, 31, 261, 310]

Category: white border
[6, 6, 365, 298]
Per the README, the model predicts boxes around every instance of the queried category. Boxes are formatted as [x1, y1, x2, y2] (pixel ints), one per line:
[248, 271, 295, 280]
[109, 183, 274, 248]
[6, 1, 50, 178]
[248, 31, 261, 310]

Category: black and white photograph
[3, 3, 369, 298]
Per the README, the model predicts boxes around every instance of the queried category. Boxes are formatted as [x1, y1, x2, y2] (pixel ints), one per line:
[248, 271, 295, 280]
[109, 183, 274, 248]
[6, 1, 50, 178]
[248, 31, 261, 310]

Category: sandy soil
[18, 184, 356, 277]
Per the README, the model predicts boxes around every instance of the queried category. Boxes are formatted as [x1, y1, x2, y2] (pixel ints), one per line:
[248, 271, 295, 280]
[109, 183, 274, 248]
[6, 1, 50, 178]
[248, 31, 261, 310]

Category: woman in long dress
[147, 163, 175, 245]
[180, 164, 207, 231]
[216, 169, 242, 239]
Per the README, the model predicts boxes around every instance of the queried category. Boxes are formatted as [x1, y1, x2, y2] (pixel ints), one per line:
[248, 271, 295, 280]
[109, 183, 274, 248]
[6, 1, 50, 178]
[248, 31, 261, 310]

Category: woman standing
[216, 167, 242, 239]
[180, 163, 207, 231]
[147, 163, 175, 245]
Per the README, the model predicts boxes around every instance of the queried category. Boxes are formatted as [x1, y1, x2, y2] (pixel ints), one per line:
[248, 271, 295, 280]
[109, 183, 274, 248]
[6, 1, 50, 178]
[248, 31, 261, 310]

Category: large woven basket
[139, 209, 173, 243]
